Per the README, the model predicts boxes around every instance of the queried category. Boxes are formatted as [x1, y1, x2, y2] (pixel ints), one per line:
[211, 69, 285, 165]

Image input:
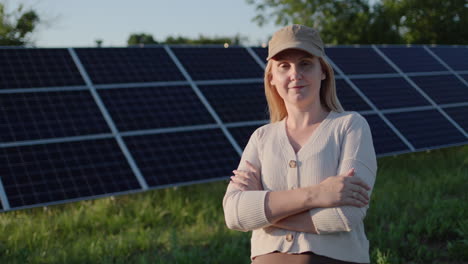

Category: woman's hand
[314, 168, 371, 208]
[230, 160, 263, 191]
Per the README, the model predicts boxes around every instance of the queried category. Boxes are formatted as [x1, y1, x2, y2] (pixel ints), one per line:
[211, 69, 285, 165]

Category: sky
[6, 0, 280, 48]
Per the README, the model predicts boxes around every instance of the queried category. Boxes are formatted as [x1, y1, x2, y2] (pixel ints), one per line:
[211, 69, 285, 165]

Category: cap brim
[267, 42, 323, 60]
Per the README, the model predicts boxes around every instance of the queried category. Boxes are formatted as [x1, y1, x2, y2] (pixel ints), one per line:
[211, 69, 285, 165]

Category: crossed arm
[227, 161, 370, 233]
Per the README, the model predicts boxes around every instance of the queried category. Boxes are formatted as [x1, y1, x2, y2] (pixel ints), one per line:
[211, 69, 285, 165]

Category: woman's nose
[290, 66, 303, 80]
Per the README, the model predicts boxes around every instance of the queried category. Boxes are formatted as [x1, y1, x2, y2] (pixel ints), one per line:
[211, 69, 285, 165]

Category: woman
[223, 24, 377, 264]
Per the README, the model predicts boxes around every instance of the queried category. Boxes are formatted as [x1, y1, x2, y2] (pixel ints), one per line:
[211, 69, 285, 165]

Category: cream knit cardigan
[223, 111, 377, 263]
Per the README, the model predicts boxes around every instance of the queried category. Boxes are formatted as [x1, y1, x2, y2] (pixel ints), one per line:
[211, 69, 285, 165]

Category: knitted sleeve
[223, 128, 270, 232]
[310, 114, 378, 234]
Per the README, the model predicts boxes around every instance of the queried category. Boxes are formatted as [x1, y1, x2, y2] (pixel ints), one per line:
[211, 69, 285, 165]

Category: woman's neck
[285, 103, 329, 130]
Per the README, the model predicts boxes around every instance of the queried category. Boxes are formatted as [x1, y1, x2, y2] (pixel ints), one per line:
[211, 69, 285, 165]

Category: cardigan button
[289, 160, 297, 168]
[286, 233, 294, 242]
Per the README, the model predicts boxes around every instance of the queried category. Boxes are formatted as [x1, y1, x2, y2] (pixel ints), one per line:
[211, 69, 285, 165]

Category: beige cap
[267, 24, 325, 60]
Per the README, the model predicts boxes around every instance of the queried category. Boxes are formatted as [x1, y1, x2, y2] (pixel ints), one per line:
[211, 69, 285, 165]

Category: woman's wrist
[302, 185, 321, 209]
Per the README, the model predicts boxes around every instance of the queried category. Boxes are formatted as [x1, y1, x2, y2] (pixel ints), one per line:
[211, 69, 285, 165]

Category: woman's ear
[321, 71, 326, 80]
[268, 74, 275, 86]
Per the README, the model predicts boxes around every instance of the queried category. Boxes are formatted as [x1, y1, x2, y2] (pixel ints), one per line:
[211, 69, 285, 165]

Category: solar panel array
[0, 45, 467, 212]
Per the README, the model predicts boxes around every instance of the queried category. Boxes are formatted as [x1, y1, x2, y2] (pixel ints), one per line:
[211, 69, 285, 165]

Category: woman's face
[269, 49, 325, 109]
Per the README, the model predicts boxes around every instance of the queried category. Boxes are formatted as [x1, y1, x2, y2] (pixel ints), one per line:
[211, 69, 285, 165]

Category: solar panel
[0, 91, 110, 142]
[198, 83, 268, 123]
[379, 47, 446, 72]
[326, 47, 396, 75]
[363, 114, 409, 155]
[385, 109, 467, 149]
[98, 86, 215, 131]
[0, 44, 466, 212]
[430, 47, 468, 71]
[443, 106, 468, 133]
[334, 79, 372, 111]
[124, 129, 239, 187]
[228, 125, 264, 149]
[252, 47, 268, 62]
[0, 139, 140, 209]
[171, 47, 263, 80]
[409, 75, 468, 104]
[461, 74, 468, 82]
[0, 49, 85, 89]
[75, 47, 185, 84]
[352, 78, 430, 109]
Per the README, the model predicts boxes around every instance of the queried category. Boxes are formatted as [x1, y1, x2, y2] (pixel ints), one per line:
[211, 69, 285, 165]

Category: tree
[164, 34, 234, 45]
[127, 33, 248, 45]
[127, 33, 158, 45]
[95, 39, 103, 47]
[389, 0, 468, 44]
[246, 0, 468, 44]
[246, 0, 401, 44]
[0, 2, 40, 46]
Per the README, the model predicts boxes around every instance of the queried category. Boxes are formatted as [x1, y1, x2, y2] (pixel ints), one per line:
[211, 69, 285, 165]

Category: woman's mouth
[290, 85, 305, 89]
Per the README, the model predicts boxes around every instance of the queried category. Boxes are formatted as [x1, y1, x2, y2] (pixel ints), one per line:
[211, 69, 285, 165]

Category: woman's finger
[234, 170, 258, 182]
[344, 197, 367, 208]
[350, 186, 369, 200]
[349, 177, 371, 190]
[342, 168, 355, 177]
[350, 190, 369, 205]
[233, 170, 251, 178]
[231, 175, 249, 186]
[245, 160, 259, 174]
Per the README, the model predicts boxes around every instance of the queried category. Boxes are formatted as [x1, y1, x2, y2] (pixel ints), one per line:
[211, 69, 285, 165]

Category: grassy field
[0, 145, 467, 264]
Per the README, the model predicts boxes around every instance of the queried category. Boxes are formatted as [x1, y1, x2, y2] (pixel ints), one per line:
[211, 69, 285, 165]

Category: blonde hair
[264, 56, 344, 123]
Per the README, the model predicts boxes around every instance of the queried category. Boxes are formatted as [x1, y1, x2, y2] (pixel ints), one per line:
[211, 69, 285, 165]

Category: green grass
[1, 145, 467, 264]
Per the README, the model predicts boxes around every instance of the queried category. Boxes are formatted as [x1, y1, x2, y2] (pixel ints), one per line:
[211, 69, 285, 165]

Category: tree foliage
[246, 0, 468, 44]
[127, 33, 158, 45]
[127, 33, 246, 46]
[0, 3, 40, 46]
[394, 0, 468, 44]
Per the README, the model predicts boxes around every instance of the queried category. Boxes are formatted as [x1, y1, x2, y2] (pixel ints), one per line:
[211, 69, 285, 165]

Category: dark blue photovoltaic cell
[430, 47, 468, 71]
[0, 49, 85, 89]
[124, 129, 239, 187]
[228, 125, 265, 150]
[335, 79, 372, 111]
[461, 74, 468, 83]
[362, 114, 409, 155]
[199, 83, 268, 123]
[171, 47, 263, 80]
[326, 47, 396, 75]
[99, 86, 214, 131]
[379, 47, 446, 72]
[352, 78, 430, 109]
[252, 47, 268, 61]
[443, 106, 468, 133]
[75, 47, 184, 84]
[410, 75, 468, 104]
[0, 139, 140, 208]
[0, 91, 110, 143]
[385, 110, 467, 149]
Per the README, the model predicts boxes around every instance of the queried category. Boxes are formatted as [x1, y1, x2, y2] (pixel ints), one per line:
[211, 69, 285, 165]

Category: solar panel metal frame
[0, 44, 467, 212]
